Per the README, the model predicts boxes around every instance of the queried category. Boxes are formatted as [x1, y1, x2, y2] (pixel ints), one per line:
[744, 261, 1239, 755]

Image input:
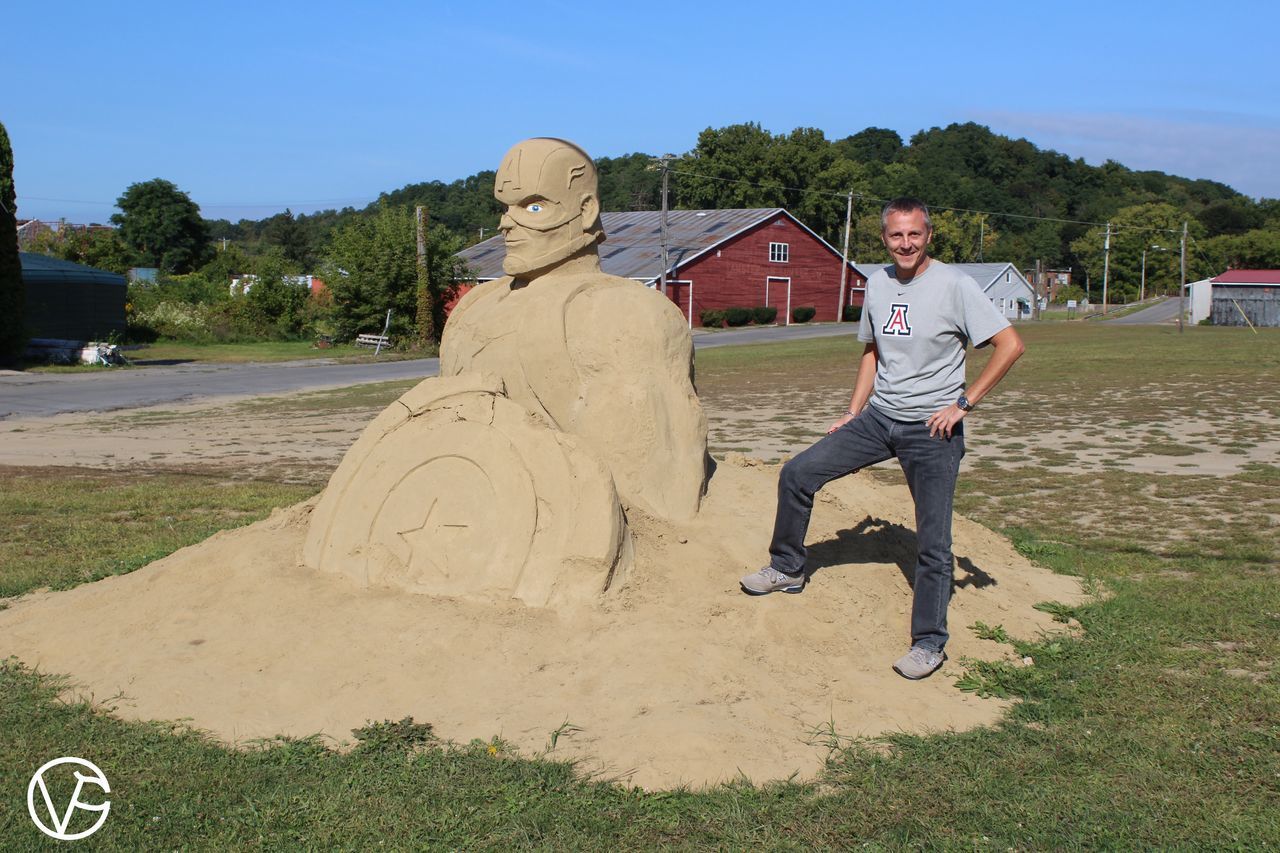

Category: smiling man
[740, 197, 1025, 680]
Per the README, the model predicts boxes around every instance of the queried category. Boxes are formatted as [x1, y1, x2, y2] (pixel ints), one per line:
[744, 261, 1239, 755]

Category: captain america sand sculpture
[303, 138, 710, 608]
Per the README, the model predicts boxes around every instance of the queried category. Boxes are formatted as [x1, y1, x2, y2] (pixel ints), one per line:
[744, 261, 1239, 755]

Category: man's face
[882, 209, 932, 277]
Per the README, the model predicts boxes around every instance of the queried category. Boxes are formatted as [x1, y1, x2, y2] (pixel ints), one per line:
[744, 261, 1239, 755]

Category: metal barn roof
[19, 252, 127, 287]
[1212, 269, 1280, 285]
[459, 208, 853, 282]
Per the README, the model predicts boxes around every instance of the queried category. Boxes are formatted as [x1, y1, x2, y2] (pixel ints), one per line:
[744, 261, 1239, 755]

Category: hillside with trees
[26, 122, 1280, 346]
[229, 121, 1274, 303]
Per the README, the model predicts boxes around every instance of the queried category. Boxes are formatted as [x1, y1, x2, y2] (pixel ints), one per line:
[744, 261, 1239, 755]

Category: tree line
[14, 121, 1280, 352]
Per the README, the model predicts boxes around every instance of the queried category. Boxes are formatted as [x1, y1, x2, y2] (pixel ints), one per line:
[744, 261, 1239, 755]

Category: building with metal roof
[1205, 269, 1280, 327]
[19, 252, 127, 341]
[458, 208, 866, 326]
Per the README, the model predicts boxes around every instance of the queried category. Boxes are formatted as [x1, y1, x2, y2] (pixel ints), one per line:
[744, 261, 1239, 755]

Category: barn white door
[765, 276, 791, 325]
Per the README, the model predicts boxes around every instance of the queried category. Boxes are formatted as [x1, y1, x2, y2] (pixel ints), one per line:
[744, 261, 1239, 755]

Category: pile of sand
[0, 457, 1083, 789]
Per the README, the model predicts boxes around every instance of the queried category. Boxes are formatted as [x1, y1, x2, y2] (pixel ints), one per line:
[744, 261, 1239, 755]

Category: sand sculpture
[303, 138, 710, 608]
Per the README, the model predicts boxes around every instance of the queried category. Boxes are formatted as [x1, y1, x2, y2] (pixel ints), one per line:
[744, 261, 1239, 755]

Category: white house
[854, 261, 1037, 319]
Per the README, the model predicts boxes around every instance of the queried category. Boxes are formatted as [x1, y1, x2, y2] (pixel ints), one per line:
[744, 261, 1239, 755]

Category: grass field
[2, 323, 1278, 848]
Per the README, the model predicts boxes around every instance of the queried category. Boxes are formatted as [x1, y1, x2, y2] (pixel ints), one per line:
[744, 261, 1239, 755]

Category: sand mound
[0, 458, 1084, 789]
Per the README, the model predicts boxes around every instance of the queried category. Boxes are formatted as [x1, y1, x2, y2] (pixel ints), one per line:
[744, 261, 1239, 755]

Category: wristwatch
[956, 395, 974, 412]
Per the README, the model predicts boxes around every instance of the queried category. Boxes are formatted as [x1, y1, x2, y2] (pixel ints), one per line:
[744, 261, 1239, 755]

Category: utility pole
[837, 191, 852, 321]
[977, 216, 985, 262]
[1140, 248, 1148, 303]
[659, 154, 673, 298]
[415, 205, 434, 347]
[1033, 258, 1042, 320]
[1179, 221, 1188, 333]
[1101, 222, 1112, 316]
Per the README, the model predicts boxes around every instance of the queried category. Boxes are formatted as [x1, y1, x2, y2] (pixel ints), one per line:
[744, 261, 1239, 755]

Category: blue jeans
[768, 405, 965, 652]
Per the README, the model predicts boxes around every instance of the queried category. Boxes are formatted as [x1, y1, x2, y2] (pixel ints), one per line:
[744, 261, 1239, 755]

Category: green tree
[926, 210, 998, 263]
[0, 121, 26, 363]
[835, 127, 904, 165]
[596, 152, 663, 213]
[27, 226, 134, 274]
[111, 178, 211, 273]
[677, 123, 787, 212]
[1201, 228, 1280, 270]
[263, 208, 313, 267]
[1069, 203, 1210, 302]
[323, 202, 466, 344]
[238, 250, 308, 338]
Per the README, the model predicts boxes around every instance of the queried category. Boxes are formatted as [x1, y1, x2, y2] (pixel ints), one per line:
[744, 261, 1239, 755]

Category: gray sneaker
[892, 646, 947, 680]
[740, 566, 805, 595]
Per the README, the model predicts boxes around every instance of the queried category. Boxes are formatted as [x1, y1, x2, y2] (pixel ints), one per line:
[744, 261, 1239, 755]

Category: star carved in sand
[396, 498, 472, 581]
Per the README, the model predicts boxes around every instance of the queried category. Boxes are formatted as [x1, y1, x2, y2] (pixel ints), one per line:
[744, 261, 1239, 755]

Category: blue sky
[7, 0, 1279, 224]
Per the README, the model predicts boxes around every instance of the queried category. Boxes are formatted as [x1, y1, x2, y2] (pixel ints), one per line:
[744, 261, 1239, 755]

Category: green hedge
[791, 306, 816, 323]
[752, 306, 778, 325]
[724, 307, 752, 327]
[842, 305, 862, 322]
[699, 309, 725, 328]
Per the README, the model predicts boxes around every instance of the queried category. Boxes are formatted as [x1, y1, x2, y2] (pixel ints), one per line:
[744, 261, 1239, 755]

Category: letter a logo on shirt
[882, 303, 912, 336]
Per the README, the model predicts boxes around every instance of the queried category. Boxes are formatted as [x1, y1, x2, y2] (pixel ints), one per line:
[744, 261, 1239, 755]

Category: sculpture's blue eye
[526, 202, 544, 213]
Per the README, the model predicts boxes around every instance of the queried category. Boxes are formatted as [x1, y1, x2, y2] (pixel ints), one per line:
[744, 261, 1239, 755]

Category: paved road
[0, 358, 442, 419]
[1105, 297, 1186, 325]
[0, 323, 863, 419]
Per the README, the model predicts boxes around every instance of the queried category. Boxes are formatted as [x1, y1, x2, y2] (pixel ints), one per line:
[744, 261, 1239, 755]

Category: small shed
[19, 252, 127, 341]
[1186, 278, 1213, 325]
[1208, 270, 1280, 327]
[853, 261, 1036, 319]
[458, 208, 865, 326]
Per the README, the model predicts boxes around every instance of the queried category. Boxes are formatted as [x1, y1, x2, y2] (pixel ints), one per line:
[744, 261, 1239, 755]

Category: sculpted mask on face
[495, 138, 604, 277]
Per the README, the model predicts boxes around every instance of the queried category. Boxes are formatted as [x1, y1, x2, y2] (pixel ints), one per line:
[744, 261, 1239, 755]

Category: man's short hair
[881, 197, 932, 231]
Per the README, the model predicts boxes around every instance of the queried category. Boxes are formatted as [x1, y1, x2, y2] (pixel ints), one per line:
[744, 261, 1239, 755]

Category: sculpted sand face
[303, 138, 709, 608]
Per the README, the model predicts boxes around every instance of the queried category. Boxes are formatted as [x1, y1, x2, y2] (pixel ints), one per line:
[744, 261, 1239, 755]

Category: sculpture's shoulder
[439, 278, 513, 374]
[562, 273, 693, 364]
[566, 273, 688, 328]
[449, 278, 508, 322]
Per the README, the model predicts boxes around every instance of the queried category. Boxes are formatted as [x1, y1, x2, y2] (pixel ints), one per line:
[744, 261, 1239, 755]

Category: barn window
[769, 242, 790, 263]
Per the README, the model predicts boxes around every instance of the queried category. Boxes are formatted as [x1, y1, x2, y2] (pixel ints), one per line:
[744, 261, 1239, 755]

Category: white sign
[27, 757, 112, 841]
[1066, 300, 1078, 309]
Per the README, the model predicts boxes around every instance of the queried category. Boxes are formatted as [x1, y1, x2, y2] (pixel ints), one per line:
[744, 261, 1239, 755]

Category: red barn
[457, 208, 865, 326]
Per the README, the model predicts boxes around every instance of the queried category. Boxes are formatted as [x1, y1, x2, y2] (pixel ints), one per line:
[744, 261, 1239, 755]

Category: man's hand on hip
[926, 404, 966, 438]
[827, 411, 856, 434]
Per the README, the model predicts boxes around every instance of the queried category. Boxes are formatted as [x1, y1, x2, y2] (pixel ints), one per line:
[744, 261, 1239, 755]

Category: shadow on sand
[805, 516, 998, 591]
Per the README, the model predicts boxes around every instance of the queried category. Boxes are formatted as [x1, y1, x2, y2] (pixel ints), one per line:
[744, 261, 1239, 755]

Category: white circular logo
[27, 757, 112, 841]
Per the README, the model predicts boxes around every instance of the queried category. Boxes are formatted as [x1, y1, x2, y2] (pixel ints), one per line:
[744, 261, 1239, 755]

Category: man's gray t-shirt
[857, 260, 1010, 422]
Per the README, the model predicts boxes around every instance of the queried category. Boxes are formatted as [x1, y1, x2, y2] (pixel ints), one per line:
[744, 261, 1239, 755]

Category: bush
[725, 306, 752, 327]
[130, 300, 211, 339]
[699, 309, 725, 328]
[752, 306, 778, 325]
[792, 306, 816, 323]
[842, 305, 862, 322]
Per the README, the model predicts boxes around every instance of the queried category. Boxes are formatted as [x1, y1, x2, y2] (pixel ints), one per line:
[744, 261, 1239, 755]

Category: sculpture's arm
[565, 283, 708, 520]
